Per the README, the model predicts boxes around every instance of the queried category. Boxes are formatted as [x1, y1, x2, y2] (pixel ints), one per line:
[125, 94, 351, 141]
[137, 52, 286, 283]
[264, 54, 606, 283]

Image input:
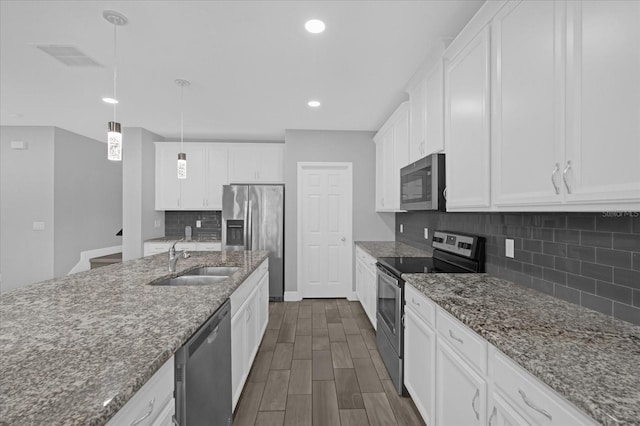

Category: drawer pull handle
[518, 389, 552, 421]
[551, 163, 560, 194]
[471, 389, 480, 420]
[449, 329, 464, 345]
[131, 397, 155, 426]
[488, 406, 497, 426]
[412, 298, 421, 306]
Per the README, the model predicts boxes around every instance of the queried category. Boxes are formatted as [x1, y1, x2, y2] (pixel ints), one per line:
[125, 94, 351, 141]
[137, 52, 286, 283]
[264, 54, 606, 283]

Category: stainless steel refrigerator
[222, 184, 284, 300]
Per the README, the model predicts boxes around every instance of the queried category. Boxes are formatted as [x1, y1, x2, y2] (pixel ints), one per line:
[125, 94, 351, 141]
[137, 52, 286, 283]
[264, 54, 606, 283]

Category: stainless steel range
[376, 231, 485, 395]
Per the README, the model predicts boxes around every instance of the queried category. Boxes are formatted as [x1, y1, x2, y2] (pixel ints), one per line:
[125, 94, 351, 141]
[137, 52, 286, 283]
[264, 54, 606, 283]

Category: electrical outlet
[505, 238, 515, 258]
[32, 221, 45, 231]
[424, 228, 429, 239]
[154, 219, 161, 228]
[400, 224, 403, 233]
[196, 220, 202, 228]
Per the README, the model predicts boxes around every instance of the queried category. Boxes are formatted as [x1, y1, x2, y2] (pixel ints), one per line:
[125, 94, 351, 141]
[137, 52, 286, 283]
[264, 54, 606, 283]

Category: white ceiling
[0, 0, 484, 142]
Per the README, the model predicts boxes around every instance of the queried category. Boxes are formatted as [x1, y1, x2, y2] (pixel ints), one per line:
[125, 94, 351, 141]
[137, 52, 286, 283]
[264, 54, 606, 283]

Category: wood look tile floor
[233, 299, 425, 426]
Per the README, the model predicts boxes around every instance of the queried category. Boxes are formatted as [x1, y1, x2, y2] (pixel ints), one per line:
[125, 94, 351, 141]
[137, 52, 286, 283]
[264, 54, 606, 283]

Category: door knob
[341, 237, 346, 242]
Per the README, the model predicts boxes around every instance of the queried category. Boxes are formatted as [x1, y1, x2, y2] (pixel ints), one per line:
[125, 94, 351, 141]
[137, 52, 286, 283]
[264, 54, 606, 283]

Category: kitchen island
[0, 250, 268, 425]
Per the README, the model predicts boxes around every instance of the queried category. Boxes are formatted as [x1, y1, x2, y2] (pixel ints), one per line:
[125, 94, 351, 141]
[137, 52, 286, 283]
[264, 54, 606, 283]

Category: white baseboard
[284, 291, 302, 301]
[346, 291, 358, 301]
[68, 245, 122, 275]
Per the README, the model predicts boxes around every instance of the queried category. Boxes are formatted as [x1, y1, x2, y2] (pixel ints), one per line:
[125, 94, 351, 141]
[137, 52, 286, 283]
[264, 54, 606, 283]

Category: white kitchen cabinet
[408, 75, 428, 162]
[491, 0, 564, 207]
[150, 398, 176, 426]
[354, 246, 377, 329]
[374, 102, 409, 212]
[564, 0, 640, 206]
[195, 241, 221, 251]
[436, 338, 487, 426]
[444, 26, 492, 211]
[228, 143, 284, 184]
[155, 142, 228, 211]
[106, 356, 174, 426]
[425, 59, 445, 156]
[144, 241, 217, 257]
[404, 304, 436, 426]
[488, 391, 529, 426]
[231, 259, 269, 409]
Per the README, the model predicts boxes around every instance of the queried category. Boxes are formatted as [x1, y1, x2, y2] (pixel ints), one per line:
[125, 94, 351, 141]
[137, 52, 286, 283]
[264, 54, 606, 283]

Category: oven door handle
[376, 264, 398, 280]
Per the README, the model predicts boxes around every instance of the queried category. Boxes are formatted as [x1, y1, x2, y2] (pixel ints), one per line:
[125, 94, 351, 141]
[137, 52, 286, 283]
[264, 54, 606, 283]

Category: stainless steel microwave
[400, 153, 446, 211]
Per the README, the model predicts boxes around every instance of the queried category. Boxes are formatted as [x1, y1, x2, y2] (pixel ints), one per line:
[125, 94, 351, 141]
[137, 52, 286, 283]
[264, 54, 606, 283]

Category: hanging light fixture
[175, 79, 191, 179]
[103, 10, 127, 161]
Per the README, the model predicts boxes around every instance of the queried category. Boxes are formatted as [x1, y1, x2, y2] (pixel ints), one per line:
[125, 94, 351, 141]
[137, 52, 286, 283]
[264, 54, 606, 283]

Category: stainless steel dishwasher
[174, 299, 232, 426]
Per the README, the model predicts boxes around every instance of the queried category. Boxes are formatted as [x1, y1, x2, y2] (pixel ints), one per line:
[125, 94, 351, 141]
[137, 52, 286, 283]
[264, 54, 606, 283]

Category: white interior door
[298, 163, 353, 298]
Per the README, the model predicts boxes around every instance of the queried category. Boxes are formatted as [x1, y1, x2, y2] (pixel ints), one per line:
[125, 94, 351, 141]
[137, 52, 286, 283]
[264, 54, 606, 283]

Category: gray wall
[396, 211, 640, 325]
[122, 128, 165, 260]
[1, 126, 55, 291]
[284, 130, 395, 294]
[53, 128, 123, 276]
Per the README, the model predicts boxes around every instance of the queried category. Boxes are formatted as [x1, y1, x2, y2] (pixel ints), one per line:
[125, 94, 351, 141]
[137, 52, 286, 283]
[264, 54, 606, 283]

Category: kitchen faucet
[168, 240, 190, 272]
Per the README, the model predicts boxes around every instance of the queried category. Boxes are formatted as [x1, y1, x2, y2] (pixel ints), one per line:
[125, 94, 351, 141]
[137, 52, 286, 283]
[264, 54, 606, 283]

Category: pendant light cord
[112, 22, 118, 122]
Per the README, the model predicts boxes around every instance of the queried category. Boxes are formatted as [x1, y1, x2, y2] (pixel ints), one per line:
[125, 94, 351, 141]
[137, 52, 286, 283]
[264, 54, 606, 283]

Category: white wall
[53, 127, 122, 276]
[284, 130, 395, 293]
[1, 126, 55, 291]
[122, 128, 165, 261]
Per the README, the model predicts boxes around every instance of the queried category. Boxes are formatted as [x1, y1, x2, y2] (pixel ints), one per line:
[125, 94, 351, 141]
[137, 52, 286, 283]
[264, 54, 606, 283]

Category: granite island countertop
[145, 236, 222, 243]
[0, 250, 268, 425]
[403, 273, 640, 425]
[355, 241, 432, 258]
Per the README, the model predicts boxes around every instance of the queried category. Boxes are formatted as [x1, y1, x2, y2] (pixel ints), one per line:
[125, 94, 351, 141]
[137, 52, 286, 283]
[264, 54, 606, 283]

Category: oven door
[376, 264, 402, 354]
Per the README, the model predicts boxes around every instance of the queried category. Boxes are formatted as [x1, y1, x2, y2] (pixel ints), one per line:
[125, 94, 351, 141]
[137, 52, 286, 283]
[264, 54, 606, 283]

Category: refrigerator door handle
[247, 200, 253, 250]
[243, 200, 249, 248]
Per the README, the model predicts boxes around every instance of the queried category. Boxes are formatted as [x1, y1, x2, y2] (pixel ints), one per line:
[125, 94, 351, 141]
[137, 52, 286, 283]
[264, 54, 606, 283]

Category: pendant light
[103, 10, 127, 161]
[176, 79, 191, 179]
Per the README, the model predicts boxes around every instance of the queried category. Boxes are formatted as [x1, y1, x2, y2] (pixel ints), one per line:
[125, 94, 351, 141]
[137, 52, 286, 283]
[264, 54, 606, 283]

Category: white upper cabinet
[408, 76, 428, 162]
[155, 142, 228, 211]
[228, 143, 284, 184]
[491, 0, 564, 207]
[444, 26, 492, 211]
[564, 0, 640, 206]
[374, 102, 409, 212]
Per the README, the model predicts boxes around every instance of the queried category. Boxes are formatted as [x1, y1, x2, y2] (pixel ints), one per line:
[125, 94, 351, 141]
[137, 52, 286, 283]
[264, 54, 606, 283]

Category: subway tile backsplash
[396, 211, 640, 325]
[165, 211, 221, 240]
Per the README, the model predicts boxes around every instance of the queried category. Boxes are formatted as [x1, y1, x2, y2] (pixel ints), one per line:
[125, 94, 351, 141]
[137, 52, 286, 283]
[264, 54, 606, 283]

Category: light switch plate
[196, 220, 202, 228]
[505, 238, 515, 258]
[154, 219, 161, 228]
[400, 224, 403, 233]
[33, 221, 45, 231]
[424, 228, 429, 239]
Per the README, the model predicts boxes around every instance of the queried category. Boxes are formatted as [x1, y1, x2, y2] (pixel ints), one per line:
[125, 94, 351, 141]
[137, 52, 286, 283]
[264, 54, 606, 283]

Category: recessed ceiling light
[308, 100, 321, 108]
[305, 19, 325, 34]
[102, 97, 118, 104]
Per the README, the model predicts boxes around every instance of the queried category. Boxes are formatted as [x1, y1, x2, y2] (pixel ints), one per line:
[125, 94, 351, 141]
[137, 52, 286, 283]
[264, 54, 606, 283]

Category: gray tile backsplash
[165, 211, 221, 239]
[396, 211, 640, 325]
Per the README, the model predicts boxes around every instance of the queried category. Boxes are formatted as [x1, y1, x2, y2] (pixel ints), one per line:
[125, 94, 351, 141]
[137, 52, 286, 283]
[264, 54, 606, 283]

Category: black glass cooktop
[377, 256, 470, 276]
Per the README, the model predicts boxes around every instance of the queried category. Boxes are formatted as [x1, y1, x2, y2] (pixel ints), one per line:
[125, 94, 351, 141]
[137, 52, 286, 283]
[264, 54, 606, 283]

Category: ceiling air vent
[35, 44, 102, 67]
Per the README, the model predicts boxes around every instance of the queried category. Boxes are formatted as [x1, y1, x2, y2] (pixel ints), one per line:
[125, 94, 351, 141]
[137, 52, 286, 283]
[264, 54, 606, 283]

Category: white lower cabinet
[404, 283, 598, 426]
[354, 246, 377, 329]
[106, 356, 174, 426]
[436, 339, 487, 426]
[143, 241, 221, 257]
[231, 259, 269, 410]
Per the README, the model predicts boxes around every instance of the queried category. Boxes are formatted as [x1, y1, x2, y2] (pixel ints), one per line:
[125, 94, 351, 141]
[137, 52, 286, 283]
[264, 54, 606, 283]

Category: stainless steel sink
[151, 266, 240, 286]
[182, 266, 240, 277]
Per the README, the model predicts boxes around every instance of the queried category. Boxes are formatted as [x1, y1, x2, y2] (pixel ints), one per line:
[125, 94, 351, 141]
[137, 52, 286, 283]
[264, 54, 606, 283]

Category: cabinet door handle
[443, 187, 447, 201]
[518, 389, 552, 420]
[471, 389, 480, 420]
[563, 161, 573, 194]
[411, 297, 421, 307]
[551, 163, 560, 194]
[130, 397, 155, 426]
[449, 329, 464, 345]
[488, 406, 497, 426]
[381, 197, 385, 207]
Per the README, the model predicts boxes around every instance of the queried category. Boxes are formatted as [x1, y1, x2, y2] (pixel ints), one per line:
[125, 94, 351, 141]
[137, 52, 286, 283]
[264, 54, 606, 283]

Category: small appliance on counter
[376, 230, 484, 395]
[184, 225, 192, 241]
[222, 184, 284, 301]
[400, 153, 446, 211]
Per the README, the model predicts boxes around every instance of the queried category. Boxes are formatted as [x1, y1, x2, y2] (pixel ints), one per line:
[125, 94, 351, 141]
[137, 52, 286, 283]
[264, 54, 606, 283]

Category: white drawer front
[436, 307, 487, 375]
[230, 259, 268, 318]
[144, 243, 171, 257]
[196, 242, 221, 251]
[107, 356, 174, 426]
[355, 246, 376, 271]
[493, 350, 597, 426]
[174, 242, 197, 251]
[405, 284, 436, 327]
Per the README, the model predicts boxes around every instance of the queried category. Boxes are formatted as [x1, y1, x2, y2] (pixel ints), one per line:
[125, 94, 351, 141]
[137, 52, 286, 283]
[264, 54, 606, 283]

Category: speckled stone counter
[0, 250, 268, 425]
[145, 236, 222, 243]
[355, 241, 432, 258]
[403, 273, 640, 425]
